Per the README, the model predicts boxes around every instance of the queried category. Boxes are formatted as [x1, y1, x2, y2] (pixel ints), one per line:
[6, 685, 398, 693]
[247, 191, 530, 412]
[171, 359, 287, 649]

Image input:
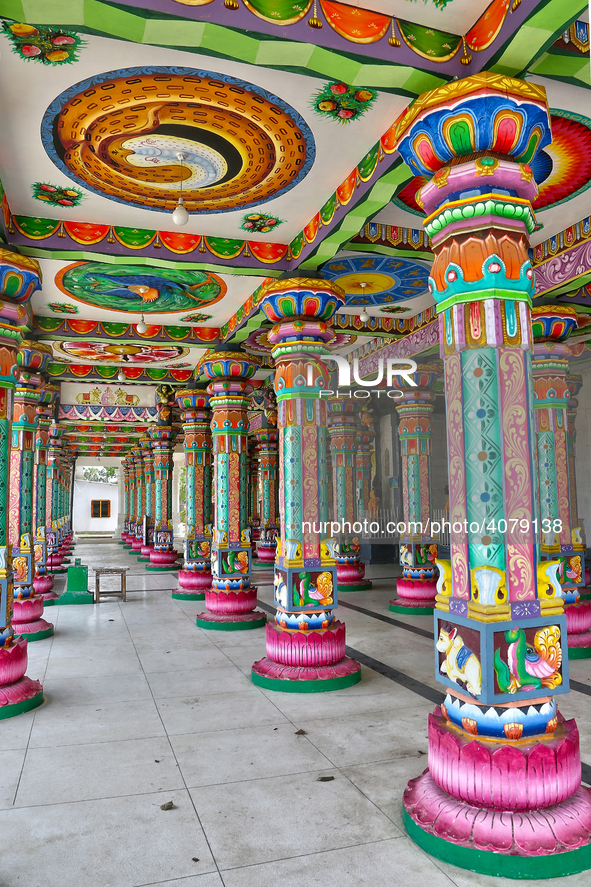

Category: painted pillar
[355, 407, 374, 520]
[389, 369, 439, 613]
[147, 386, 178, 570]
[248, 440, 261, 548]
[327, 399, 372, 591]
[252, 423, 280, 566]
[115, 464, 125, 538]
[0, 251, 45, 717]
[531, 306, 590, 657]
[138, 435, 154, 560]
[130, 450, 145, 552]
[10, 342, 55, 642]
[32, 382, 59, 601]
[173, 388, 213, 601]
[397, 75, 591, 873]
[46, 423, 66, 572]
[251, 279, 361, 691]
[121, 456, 132, 545]
[566, 373, 583, 542]
[196, 352, 266, 630]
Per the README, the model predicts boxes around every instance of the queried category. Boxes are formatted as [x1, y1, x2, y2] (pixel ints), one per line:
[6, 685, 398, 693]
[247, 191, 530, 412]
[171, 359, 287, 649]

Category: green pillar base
[117, 541, 127, 545]
[137, 557, 151, 562]
[389, 603, 434, 615]
[15, 627, 54, 642]
[569, 646, 591, 659]
[49, 567, 68, 574]
[145, 564, 180, 572]
[122, 544, 133, 549]
[55, 591, 94, 605]
[172, 591, 205, 601]
[0, 691, 44, 720]
[196, 614, 267, 631]
[338, 581, 373, 592]
[253, 561, 274, 567]
[251, 667, 361, 693]
[403, 807, 591, 879]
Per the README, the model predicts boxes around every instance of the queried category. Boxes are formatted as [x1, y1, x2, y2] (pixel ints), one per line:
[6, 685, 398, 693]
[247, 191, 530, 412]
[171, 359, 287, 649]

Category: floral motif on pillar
[173, 388, 213, 601]
[389, 367, 439, 612]
[0, 249, 45, 717]
[196, 351, 266, 630]
[147, 385, 178, 570]
[531, 306, 590, 656]
[251, 279, 361, 691]
[32, 382, 59, 600]
[396, 73, 591, 872]
[327, 399, 371, 591]
[10, 341, 54, 641]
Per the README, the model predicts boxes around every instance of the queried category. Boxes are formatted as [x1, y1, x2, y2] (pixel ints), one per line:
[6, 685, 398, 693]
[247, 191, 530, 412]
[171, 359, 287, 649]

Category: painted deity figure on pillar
[327, 398, 371, 591]
[0, 250, 45, 717]
[531, 306, 590, 658]
[10, 341, 55, 641]
[32, 382, 59, 602]
[173, 387, 212, 601]
[147, 385, 179, 571]
[195, 351, 266, 629]
[251, 279, 361, 691]
[389, 366, 440, 613]
[396, 73, 591, 875]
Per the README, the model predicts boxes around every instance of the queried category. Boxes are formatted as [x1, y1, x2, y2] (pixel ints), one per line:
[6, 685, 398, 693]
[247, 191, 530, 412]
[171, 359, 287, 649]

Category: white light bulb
[360, 309, 370, 323]
[136, 315, 147, 334]
[172, 197, 189, 226]
[118, 370, 126, 383]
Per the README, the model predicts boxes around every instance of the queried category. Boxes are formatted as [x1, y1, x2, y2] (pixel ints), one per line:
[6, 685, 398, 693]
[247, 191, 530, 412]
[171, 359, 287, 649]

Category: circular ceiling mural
[55, 262, 226, 314]
[393, 111, 591, 216]
[41, 67, 315, 214]
[320, 255, 430, 305]
[53, 341, 188, 363]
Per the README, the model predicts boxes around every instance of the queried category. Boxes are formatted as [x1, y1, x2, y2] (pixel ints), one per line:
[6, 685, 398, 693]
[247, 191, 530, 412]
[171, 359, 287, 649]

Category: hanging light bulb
[136, 314, 147, 334]
[359, 309, 370, 323]
[172, 152, 189, 226]
[118, 369, 126, 383]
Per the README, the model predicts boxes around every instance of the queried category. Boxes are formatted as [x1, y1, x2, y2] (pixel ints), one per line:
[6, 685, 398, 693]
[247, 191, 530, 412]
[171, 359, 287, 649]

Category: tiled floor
[2, 539, 591, 887]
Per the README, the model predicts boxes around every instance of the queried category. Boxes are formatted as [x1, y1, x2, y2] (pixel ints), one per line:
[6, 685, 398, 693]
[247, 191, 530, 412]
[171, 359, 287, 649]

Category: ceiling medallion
[41, 67, 315, 215]
[55, 262, 226, 314]
[321, 255, 430, 305]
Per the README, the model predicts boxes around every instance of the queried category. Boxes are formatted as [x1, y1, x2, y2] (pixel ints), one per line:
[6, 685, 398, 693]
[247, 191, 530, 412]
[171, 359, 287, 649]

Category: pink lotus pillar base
[196, 588, 266, 630]
[172, 569, 212, 601]
[148, 549, 179, 570]
[131, 537, 143, 552]
[0, 638, 43, 717]
[255, 544, 276, 564]
[12, 596, 54, 641]
[566, 600, 591, 657]
[251, 620, 361, 691]
[337, 562, 372, 592]
[389, 578, 437, 613]
[34, 574, 59, 604]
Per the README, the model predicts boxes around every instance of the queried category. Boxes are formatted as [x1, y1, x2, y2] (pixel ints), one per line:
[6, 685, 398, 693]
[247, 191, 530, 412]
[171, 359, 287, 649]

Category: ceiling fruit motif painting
[55, 263, 226, 314]
[53, 341, 188, 363]
[312, 82, 377, 123]
[2, 21, 84, 65]
[41, 67, 315, 215]
[321, 255, 430, 305]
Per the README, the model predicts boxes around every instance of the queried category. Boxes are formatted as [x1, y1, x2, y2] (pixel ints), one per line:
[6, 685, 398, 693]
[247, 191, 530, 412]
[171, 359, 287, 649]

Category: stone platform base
[14, 625, 54, 642]
[0, 682, 43, 719]
[172, 591, 205, 601]
[389, 599, 434, 615]
[251, 656, 361, 692]
[403, 771, 591, 879]
[338, 581, 373, 592]
[196, 611, 267, 631]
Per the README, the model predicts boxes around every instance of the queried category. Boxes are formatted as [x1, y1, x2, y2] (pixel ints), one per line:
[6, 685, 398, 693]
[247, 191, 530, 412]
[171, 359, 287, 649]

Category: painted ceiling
[0, 0, 589, 456]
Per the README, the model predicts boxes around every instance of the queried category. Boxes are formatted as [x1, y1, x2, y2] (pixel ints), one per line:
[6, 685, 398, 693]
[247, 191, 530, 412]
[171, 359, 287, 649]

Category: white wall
[73, 480, 118, 534]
